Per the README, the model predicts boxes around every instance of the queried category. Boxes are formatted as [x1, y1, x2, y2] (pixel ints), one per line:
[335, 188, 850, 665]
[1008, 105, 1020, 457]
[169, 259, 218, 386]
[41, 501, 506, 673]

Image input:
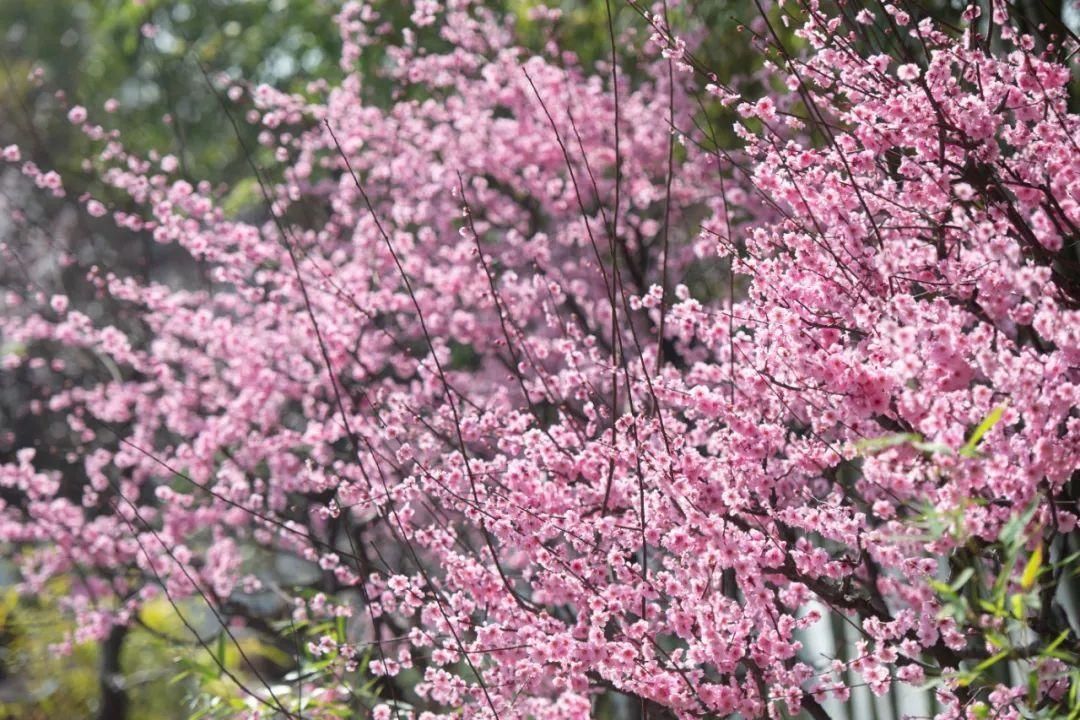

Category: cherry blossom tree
[0, 0, 1078, 718]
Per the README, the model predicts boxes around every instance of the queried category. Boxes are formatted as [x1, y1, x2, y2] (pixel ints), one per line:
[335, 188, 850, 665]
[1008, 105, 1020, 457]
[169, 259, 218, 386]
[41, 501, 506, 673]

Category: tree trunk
[96, 624, 128, 720]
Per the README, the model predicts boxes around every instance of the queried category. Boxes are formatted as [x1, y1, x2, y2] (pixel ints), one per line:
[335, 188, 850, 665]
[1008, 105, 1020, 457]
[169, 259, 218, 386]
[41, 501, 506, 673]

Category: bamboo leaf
[950, 567, 975, 592]
[1010, 593, 1024, 620]
[971, 650, 1009, 675]
[854, 432, 922, 455]
[1021, 544, 1043, 591]
[1045, 630, 1072, 655]
[911, 440, 954, 455]
[959, 404, 1005, 457]
[215, 632, 226, 678]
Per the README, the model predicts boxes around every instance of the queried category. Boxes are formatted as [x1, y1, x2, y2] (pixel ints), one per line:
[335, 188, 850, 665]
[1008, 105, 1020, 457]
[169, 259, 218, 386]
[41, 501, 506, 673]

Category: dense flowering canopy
[1, 0, 1078, 718]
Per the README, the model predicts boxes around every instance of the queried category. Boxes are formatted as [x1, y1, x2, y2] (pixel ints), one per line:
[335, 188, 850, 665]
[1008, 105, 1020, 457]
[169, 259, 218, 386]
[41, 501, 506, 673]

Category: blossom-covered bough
[0, 0, 1078, 717]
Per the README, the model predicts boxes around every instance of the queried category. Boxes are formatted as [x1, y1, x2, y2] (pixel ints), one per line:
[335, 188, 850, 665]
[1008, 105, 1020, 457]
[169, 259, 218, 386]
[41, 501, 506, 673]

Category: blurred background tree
[0, 0, 342, 182]
[0, 3, 345, 718]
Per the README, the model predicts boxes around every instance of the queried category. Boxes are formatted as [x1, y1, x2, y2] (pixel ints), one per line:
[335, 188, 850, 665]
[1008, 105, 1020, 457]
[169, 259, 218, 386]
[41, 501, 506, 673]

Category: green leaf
[1020, 543, 1043, 591]
[955, 670, 978, 687]
[1000, 501, 1040, 549]
[929, 579, 956, 599]
[853, 432, 922, 455]
[1045, 630, 1072, 655]
[215, 632, 226, 679]
[169, 669, 191, 686]
[959, 404, 1005, 457]
[336, 615, 346, 644]
[971, 650, 1009, 675]
[985, 630, 1010, 649]
[1010, 593, 1024, 620]
[1042, 632, 1078, 663]
[950, 567, 976, 592]
[911, 440, 954, 456]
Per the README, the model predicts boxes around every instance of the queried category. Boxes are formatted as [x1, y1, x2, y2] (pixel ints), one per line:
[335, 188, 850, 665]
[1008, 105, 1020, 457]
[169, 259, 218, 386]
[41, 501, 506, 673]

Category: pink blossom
[897, 63, 921, 81]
